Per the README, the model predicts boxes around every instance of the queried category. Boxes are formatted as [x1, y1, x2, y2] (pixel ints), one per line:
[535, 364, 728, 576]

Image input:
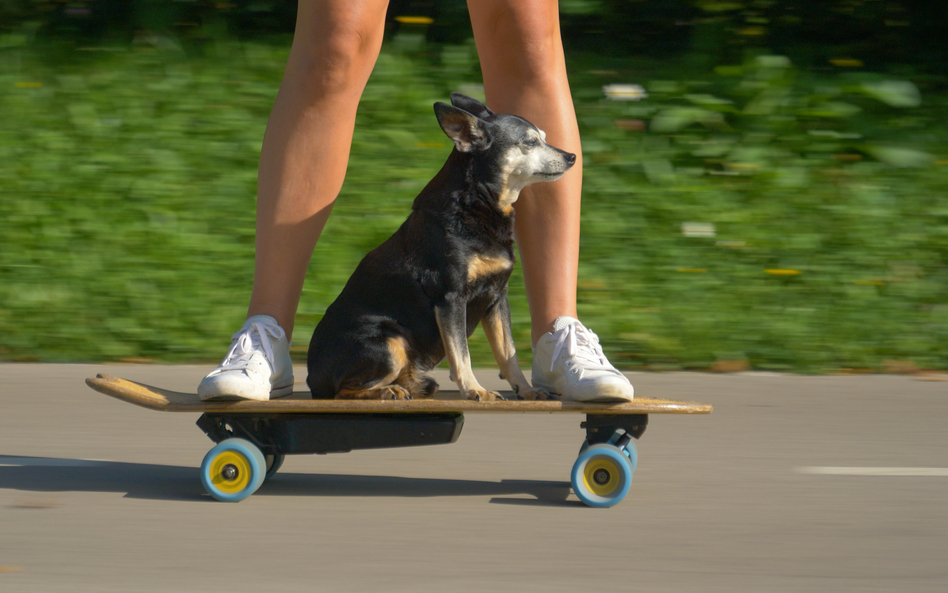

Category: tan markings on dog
[496, 186, 520, 215]
[336, 385, 412, 400]
[495, 145, 542, 214]
[481, 306, 545, 400]
[334, 336, 410, 400]
[467, 254, 513, 282]
[387, 336, 409, 376]
[496, 155, 526, 215]
[481, 310, 516, 375]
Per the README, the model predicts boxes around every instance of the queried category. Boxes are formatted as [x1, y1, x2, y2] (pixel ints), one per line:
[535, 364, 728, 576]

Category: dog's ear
[434, 103, 492, 153]
[449, 93, 494, 120]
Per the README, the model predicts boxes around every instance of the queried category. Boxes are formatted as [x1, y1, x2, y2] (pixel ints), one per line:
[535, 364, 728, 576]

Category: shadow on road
[261, 473, 578, 507]
[0, 455, 576, 506]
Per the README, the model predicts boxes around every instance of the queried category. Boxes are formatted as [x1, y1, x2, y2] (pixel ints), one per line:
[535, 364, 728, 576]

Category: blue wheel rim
[201, 438, 265, 502]
[571, 444, 633, 508]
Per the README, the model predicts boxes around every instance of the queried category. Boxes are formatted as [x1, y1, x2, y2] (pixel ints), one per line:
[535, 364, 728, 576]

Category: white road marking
[797, 467, 948, 477]
[0, 457, 109, 467]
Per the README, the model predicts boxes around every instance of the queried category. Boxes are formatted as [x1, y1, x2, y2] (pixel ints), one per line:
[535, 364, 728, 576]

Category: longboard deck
[86, 374, 712, 415]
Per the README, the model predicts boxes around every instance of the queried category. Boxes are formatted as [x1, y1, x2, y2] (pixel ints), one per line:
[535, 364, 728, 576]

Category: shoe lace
[219, 321, 285, 371]
[549, 321, 610, 373]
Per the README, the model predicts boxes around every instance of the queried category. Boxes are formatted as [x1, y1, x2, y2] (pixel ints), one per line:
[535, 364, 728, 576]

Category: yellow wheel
[583, 457, 623, 497]
[200, 439, 265, 502]
[571, 444, 633, 507]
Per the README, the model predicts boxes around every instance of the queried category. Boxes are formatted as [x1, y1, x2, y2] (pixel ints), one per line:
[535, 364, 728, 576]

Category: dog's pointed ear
[434, 103, 492, 153]
[449, 93, 494, 120]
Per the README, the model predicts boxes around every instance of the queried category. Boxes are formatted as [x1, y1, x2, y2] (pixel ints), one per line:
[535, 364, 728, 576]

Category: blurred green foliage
[571, 54, 947, 372]
[0, 7, 946, 372]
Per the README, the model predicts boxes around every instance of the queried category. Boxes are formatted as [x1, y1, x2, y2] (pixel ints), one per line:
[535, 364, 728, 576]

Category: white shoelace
[549, 321, 612, 374]
[217, 321, 285, 372]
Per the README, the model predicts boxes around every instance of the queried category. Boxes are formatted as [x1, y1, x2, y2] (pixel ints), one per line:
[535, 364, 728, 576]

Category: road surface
[1, 363, 946, 592]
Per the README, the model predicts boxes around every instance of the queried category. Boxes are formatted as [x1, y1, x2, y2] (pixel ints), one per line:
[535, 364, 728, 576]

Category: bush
[1, 32, 945, 371]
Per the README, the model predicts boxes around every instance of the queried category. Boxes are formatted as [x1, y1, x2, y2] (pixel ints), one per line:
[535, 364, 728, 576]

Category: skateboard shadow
[0, 455, 577, 507]
[261, 473, 578, 507]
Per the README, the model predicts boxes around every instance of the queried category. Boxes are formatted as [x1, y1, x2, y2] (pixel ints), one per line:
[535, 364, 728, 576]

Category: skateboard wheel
[201, 438, 266, 502]
[265, 453, 285, 481]
[571, 444, 633, 508]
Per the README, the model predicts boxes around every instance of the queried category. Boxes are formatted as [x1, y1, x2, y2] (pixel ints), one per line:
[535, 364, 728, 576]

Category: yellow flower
[395, 16, 434, 24]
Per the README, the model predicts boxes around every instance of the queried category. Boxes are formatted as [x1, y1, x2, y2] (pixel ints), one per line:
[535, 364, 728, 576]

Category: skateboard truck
[582, 413, 648, 444]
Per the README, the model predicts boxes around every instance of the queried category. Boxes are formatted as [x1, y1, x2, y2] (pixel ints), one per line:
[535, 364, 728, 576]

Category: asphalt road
[2, 363, 947, 592]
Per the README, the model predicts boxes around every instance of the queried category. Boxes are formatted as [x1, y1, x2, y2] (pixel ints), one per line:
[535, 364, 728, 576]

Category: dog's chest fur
[414, 153, 518, 290]
[467, 253, 512, 283]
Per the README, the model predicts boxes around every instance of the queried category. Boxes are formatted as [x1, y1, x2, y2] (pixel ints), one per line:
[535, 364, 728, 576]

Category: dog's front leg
[482, 297, 550, 401]
[435, 301, 502, 401]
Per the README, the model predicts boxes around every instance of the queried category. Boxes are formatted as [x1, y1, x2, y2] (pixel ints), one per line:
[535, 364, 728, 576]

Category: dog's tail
[417, 375, 439, 398]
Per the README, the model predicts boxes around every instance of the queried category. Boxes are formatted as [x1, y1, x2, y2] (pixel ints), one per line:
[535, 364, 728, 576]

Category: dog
[306, 93, 576, 401]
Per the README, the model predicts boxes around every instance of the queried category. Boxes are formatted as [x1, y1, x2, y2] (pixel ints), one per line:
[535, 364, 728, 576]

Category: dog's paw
[517, 387, 553, 401]
[379, 385, 412, 400]
[466, 389, 504, 402]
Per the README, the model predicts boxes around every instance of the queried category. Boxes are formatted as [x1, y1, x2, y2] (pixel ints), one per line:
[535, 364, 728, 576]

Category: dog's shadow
[0, 455, 578, 507]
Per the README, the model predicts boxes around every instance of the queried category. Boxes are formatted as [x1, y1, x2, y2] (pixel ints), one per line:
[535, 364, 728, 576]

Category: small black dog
[307, 93, 575, 401]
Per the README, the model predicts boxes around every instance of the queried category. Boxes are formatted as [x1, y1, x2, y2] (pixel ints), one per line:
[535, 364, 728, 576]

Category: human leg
[468, 0, 633, 401]
[250, 0, 391, 341]
[467, 0, 582, 346]
[200, 0, 389, 400]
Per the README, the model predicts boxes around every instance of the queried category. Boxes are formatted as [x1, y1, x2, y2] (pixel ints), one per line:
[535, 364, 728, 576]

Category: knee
[506, 20, 560, 66]
[288, 20, 385, 95]
[478, 8, 563, 83]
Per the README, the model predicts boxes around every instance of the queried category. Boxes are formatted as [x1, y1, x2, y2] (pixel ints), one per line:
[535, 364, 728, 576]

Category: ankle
[531, 313, 577, 346]
[246, 307, 295, 342]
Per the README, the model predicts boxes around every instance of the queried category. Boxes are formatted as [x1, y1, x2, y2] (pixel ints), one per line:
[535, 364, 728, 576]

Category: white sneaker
[198, 315, 294, 401]
[532, 316, 634, 403]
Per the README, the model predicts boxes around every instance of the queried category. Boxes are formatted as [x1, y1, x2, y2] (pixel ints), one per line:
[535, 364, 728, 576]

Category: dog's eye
[523, 138, 540, 147]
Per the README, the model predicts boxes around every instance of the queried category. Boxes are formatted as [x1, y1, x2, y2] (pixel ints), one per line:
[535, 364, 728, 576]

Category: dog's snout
[564, 153, 576, 166]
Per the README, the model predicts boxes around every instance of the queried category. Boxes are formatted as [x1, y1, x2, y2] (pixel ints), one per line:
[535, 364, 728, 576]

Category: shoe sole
[531, 380, 633, 403]
[199, 380, 295, 402]
[269, 382, 294, 399]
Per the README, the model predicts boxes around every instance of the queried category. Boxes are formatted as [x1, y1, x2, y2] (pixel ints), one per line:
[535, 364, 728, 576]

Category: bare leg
[467, 0, 582, 345]
[248, 0, 390, 341]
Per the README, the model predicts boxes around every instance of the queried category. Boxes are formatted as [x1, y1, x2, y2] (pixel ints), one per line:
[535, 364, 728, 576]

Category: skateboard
[85, 374, 712, 508]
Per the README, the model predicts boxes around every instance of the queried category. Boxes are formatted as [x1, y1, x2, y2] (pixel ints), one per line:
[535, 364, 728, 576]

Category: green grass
[1, 35, 946, 372]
